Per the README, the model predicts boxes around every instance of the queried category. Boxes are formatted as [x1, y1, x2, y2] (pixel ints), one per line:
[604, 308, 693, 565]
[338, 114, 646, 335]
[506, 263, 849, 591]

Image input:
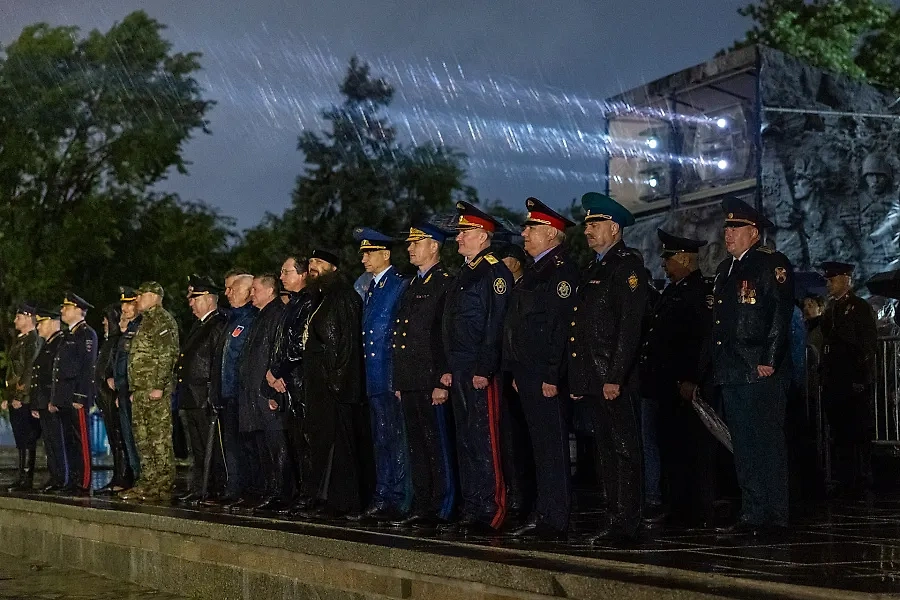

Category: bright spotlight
[716, 159, 729, 170]
[648, 177, 658, 188]
[646, 137, 659, 149]
[716, 117, 728, 129]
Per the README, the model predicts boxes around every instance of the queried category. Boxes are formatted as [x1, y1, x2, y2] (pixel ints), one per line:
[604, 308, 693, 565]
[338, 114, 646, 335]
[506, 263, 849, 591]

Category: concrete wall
[0, 496, 861, 600]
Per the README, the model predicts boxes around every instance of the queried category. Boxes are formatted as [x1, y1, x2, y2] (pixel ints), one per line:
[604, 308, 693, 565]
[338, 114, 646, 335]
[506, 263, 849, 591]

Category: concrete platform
[1, 493, 898, 600]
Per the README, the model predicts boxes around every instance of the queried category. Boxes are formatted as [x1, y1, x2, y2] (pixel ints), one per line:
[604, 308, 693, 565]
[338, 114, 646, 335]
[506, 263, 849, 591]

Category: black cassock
[302, 273, 374, 515]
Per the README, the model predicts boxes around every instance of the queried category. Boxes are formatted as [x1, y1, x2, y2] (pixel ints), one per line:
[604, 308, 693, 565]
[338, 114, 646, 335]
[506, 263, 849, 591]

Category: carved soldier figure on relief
[773, 155, 839, 270]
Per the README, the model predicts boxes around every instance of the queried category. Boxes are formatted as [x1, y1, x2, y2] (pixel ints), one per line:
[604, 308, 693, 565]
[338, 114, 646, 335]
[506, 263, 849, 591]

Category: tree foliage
[232, 56, 478, 276]
[734, 0, 900, 90]
[0, 11, 225, 337]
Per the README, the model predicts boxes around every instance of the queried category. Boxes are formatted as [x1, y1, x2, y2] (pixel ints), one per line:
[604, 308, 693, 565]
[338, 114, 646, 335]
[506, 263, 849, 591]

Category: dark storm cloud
[0, 0, 749, 228]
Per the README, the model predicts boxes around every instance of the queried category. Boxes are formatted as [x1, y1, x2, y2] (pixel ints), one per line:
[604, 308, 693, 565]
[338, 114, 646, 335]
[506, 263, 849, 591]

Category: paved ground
[0, 556, 185, 599]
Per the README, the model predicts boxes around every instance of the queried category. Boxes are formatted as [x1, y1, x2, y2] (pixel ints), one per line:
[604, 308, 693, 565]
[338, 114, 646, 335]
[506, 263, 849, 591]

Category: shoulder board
[484, 254, 499, 265]
[616, 248, 631, 257]
[555, 255, 565, 266]
[756, 246, 774, 254]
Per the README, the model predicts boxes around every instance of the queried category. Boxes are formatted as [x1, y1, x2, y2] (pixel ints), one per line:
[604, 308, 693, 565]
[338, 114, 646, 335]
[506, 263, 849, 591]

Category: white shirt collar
[199, 309, 216, 323]
[373, 265, 393, 285]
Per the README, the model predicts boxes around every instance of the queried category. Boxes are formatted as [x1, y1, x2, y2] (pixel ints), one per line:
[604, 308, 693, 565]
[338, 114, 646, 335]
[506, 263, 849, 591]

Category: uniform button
[718, 300, 722, 304]
[571, 352, 577, 358]
[392, 344, 396, 348]
[370, 352, 375, 357]
[369, 341, 374, 345]
[570, 321, 575, 326]
[570, 337, 575, 342]
[401, 345, 406, 349]
[178, 378, 182, 383]
[369, 329, 374, 334]
[649, 327, 654, 332]
[402, 333, 407, 337]
[396, 319, 400, 323]
[715, 320, 720, 324]
[393, 331, 397, 336]
[404, 320, 409, 324]
[716, 341, 722, 345]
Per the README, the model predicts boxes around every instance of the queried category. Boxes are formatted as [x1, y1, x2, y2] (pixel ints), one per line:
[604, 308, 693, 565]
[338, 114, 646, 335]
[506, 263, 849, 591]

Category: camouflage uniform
[127, 293, 180, 498]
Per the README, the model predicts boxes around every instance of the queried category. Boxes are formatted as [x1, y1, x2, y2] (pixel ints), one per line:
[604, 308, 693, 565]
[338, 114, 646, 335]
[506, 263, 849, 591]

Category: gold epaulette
[757, 246, 774, 254]
[484, 254, 499, 265]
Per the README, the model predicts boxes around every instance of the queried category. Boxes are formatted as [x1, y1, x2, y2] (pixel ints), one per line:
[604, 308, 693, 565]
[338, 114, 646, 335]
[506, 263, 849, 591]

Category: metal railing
[874, 337, 900, 445]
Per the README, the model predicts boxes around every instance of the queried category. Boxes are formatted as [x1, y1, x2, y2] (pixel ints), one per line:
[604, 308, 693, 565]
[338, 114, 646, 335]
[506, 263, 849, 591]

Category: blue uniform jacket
[442, 248, 513, 378]
[362, 266, 409, 397]
[57, 321, 98, 408]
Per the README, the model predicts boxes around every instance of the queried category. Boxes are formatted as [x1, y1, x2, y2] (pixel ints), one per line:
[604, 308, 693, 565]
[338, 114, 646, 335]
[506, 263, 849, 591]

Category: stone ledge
[0, 496, 876, 600]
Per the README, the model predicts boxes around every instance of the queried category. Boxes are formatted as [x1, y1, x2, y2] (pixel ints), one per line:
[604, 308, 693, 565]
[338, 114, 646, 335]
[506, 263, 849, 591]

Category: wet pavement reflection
[4, 450, 900, 595]
[0, 557, 185, 599]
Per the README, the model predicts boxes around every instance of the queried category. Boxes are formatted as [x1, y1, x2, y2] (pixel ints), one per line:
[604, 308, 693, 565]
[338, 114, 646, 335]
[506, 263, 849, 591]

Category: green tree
[0, 11, 215, 336]
[733, 0, 900, 89]
[235, 56, 478, 275]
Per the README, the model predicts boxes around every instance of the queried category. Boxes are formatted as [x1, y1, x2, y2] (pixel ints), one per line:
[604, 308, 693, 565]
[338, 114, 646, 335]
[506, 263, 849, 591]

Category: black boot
[6, 449, 26, 492]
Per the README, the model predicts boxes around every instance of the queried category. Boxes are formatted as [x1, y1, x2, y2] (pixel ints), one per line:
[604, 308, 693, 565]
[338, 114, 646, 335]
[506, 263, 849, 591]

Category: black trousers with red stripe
[450, 371, 506, 528]
[58, 405, 92, 490]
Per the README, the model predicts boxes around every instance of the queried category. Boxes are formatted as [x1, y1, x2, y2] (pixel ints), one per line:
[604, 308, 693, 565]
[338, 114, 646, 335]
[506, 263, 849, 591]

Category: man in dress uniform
[122, 282, 180, 502]
[351, 227, 411, 522]
[711, 198, 794, 535]
[819, 261, 877, 495]
[639, 229, 716, 527]
[176, 275, 228, 503]
[4, 304, 43, 491]
[58, 292, 98, 495]
[504, 197, 579, 540]
[31, 309, 67, 492]
[301, 249, 373, 519]
[568, 192, 647, 543]
[441, 201, 513, 534]
[493, 240, 535, 524]
[393, 223, 457, 528]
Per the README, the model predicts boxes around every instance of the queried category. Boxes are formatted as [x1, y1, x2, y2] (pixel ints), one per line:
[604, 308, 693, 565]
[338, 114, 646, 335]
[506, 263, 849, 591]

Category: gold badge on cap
[493, 278, 507, 295]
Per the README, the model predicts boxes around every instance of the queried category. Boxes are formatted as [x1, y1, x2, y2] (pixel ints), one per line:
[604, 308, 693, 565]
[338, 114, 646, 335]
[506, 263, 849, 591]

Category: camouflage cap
[137, 281, 165, 297]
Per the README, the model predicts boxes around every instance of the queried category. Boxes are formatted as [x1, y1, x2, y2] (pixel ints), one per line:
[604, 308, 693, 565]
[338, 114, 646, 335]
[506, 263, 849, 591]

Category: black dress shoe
[642, 504, 668, 525]
[459, 520, 498, 536]
[254, 497, 289, 512]
[715, 520, 759, 536]
[509, 521, 567, 540]
[178, 491, 200, 503]
[347, 506, 403, 524]
[225, 497, 250, 511]
[587, 527, 637, 545]
[391, 511, 434, 528]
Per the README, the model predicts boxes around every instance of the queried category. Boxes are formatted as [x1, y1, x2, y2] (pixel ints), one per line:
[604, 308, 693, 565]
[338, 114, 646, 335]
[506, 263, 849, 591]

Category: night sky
[0, 0, 749, 229]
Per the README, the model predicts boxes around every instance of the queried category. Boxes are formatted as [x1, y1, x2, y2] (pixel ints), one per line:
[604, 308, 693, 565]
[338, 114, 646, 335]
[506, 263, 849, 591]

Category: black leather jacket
[503, 245, 579, 385]
[710, 242, 794, 385]
[442, 248, 513, 378]
[302, 272, 364, 405]
[567, 240, 648, 396]
[175, 309, 228, 410]
[269, 289, 316, 398]
[639, 269, 713, 399]
[393, 262, 452, 392]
